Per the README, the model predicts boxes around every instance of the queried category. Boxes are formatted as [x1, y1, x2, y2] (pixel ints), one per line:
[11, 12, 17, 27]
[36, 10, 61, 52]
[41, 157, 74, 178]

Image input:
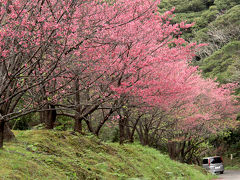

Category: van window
[210, 157, 222, 164]
[202, 159, 208, 164]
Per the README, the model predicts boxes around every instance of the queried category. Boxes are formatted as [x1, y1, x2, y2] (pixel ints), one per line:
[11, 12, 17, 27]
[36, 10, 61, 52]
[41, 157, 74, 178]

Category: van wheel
[220, 171, 224, 174]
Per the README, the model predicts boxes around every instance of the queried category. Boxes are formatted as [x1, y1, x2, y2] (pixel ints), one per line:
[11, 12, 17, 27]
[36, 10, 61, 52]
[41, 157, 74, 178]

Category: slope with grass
[0, 130, 215, 180]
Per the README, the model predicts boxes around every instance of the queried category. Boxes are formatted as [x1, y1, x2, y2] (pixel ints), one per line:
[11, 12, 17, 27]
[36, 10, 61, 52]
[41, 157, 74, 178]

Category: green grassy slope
[0, 130, 214, 180]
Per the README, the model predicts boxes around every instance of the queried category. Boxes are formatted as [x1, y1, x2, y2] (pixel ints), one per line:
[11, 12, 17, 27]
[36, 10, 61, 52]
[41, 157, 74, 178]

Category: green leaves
[200, 41, 240, 84]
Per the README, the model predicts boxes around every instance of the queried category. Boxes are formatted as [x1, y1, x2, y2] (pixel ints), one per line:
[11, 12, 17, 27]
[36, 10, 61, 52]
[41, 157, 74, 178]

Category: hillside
[0, 130, 214, 180]
[200, 41, 240, 84]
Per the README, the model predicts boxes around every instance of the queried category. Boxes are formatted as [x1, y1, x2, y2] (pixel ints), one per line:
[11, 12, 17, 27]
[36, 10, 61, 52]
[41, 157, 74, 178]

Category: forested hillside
[158, 0, 240, 71]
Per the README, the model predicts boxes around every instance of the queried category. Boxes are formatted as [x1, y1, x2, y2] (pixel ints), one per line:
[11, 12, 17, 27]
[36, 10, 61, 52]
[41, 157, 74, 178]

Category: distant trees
[214, 0, 239, 10]
[128, 66, 238, 162]
[158, 0, 214, 13]
[200, 41, 240, 83]
[195, 5, 240, 59]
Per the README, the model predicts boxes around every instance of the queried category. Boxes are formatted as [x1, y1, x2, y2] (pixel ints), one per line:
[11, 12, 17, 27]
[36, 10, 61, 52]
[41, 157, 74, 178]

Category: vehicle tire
[220, 171, 224, 174]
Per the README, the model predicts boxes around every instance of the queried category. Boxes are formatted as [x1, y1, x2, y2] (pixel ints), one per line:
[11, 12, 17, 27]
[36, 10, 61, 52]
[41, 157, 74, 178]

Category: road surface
[215, 170, 240, 180]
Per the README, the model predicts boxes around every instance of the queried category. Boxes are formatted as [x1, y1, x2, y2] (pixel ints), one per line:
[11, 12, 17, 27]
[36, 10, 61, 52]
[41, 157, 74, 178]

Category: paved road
[215, 170, 240, 180]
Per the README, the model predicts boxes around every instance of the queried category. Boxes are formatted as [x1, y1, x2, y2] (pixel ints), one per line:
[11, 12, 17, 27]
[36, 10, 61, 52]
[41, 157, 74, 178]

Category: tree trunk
[74, 118, 82, 133]
[74, 77, 82, 133]
[95, 108, 114, 136]
[84, 117, 94, 133]
[0, 119, 4, 148]
[136, 121, 145, 145]
[143, 126, 149, 145]
[119, 117, 125, 144]
[0, 108, 16, 147]
[40, 104, 56, 129]
[129, 117, 140, 143]
[0, 120, 15, 148]
[4, 122, 15, 140]
[39, 111, 45, 124]
[180, 141, 186, 163]
[124, 118, 131, 141]
[168, 141, 177, 160]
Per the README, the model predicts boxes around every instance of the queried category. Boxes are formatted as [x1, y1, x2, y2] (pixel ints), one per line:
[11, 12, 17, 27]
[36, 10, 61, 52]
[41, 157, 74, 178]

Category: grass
[0, 130, 216, 180]
[223, 156, 240, 170]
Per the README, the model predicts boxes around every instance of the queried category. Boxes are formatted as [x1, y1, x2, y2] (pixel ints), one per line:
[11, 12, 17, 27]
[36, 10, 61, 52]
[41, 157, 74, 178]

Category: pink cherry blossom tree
[0, 0, 111, 146]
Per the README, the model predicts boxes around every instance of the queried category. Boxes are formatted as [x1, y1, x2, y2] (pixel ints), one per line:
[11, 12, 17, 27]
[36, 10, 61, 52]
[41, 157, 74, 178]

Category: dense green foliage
[158, 0, 240, 40]
[158, 0, 214, 13]
[161, 0, 240, 85]
[214, 0, 239, 10]
[0, 130, 214, 180]
[195, 5, 240, 43]
[200, 41, 240, 84]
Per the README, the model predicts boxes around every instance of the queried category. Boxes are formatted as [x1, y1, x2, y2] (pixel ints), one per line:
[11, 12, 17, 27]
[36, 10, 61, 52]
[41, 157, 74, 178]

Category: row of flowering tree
[0, 0, 238, 159]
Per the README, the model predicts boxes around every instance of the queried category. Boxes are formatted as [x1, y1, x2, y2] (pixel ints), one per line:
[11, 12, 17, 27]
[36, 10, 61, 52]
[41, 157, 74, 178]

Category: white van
[202, 156, 224, 174]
